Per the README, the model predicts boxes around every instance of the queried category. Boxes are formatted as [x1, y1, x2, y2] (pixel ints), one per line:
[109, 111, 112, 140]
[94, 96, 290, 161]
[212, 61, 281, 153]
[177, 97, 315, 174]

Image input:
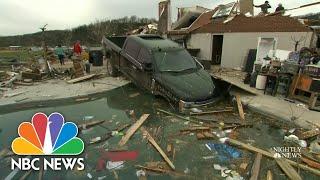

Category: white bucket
[256, 75, 267, 90]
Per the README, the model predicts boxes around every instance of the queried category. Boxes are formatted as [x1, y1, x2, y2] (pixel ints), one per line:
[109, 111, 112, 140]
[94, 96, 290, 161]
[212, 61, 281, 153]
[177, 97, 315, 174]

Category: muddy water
[0, 83, 317, 180]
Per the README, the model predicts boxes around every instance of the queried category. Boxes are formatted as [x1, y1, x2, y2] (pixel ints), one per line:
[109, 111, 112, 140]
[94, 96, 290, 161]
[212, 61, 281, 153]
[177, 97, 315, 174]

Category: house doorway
[211, 35, 223, 65]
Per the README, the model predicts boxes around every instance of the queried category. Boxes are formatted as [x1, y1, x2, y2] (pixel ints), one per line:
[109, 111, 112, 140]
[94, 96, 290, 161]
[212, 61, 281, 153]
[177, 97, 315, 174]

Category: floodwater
[0, 83, 317, 180]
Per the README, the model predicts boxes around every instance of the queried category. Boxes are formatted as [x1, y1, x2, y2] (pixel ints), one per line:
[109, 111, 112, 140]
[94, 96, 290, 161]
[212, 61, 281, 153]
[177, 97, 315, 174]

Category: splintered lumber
[158, 109, 200, 124]
[21, 72, 41, 80]
[180, 126, 211, 132]
[267, 170, 273, 180]
[298, 129, 320, 140]
[190, 108, 233, 116]
[140, 127, 175, 170]
[275, 158, 302, 180]
[227, 138, 320, 176]
[1, 76, 17, 87]
[118, 114, 150, 146]
[67, 74, 96, 84]
[249, 153, 262, 180]
[301, 157, 320, 169]
[135, 165, 187, 177]
[78, 120, 105, 130]
[236, 94, 245, 121]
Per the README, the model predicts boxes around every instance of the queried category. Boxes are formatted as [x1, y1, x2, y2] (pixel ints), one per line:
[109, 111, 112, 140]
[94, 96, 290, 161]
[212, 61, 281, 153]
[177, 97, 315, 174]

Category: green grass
[0, 50, 43, 62]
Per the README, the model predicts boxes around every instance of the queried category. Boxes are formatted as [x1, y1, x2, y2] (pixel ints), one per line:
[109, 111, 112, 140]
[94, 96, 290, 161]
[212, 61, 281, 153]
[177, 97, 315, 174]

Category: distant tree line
[0, 16, 157, 47]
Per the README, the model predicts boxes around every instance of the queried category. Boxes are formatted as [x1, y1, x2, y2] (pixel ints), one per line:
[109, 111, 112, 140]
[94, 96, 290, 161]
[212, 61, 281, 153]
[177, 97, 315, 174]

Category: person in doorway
[55, 44, 65, 65]
[73, 40, 82, 56]
[254, 1, 271, 14]
[275, 3, 285, 13]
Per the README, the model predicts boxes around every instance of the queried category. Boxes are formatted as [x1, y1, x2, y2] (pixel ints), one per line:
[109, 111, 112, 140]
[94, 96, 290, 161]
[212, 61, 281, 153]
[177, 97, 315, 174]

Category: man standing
[55, 45, 65, 65]
[73, 40, 82, 56]
[254, 1, 271, 14]
[275, 3, 285, 13]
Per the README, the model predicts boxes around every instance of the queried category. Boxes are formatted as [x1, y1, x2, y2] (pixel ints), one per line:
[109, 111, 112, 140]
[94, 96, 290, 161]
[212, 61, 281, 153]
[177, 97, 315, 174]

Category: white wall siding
[187, 33, 212, 60]
[220, 32, 313, 69]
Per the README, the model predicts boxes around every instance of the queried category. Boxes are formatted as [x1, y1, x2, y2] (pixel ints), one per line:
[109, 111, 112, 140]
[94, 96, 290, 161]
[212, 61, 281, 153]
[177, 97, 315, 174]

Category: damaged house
[161, 1, 313, 69]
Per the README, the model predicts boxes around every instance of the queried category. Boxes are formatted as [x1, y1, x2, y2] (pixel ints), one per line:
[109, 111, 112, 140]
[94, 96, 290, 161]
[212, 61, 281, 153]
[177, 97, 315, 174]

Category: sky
[0, 0, 319, 36]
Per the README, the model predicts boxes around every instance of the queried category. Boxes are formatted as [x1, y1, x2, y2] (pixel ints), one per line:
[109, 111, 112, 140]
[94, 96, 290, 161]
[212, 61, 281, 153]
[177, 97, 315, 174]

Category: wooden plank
[78, 120, 105, 130]
[190, 108, 233, 116]
[227, 138, 320, 176]
[180, 126, 211, 132]
[301, 157, 320, 169]
[275, 158, 302, 180]
[135, 165, 188, 177]
[67, 74, 96, 84]
[118, 114, 149, 146]
[266, 170, 273, 180]
[236, 94, 245, 121]
[140, 127, 175, 170]
[249, 153, 262, 180]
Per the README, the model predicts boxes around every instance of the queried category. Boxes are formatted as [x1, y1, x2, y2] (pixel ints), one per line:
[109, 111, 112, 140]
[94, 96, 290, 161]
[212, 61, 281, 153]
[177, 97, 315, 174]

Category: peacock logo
[11, 112, 84, 155]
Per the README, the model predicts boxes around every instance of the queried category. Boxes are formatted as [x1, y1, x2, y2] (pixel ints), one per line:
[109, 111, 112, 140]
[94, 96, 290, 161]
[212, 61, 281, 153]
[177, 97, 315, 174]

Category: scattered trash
[219, 137, 229, 143]
[288, 128, 296, 134]
[136, 170, 146, 177]
[284, 135, 307, 147]
[206, 143, 241, 161]
[97, 176, 107, 180]
[184, 167, 190, 174]
[202, 155, 215, 160]
[105, 151, 139, 161]
[106, 161, 124, 170]
[190, 107, 202, 113]
[129, 92, 140, 98]
[87, 173, 93, 179]
[90, 137, 102, 144]
[83, 115, 94, 121]
[112, 131, 124, 136]
[96, 158, 106, 171]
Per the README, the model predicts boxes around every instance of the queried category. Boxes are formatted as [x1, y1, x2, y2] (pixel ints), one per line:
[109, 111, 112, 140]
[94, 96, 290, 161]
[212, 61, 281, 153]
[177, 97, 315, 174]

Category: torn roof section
[168, 1, 312, 36]
[167, 8, 218, 35]
[167, 2, 240, 35]
[193, 14, 312, 33]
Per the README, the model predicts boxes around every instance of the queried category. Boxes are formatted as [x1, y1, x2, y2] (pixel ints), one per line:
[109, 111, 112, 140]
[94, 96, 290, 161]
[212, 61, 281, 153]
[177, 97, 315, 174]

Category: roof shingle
[193, 14, 311, 33]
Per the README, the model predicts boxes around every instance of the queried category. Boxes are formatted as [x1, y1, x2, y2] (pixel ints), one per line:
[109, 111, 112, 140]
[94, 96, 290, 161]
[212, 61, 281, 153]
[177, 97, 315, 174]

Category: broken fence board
[118, 114, 149, 146]
[249, 153, 262, 180]
[67, 74, 96, 84]
[227, 138, 320, 176]
[140, 127, 175, 170]
[275, 157, 302, 180]
[236, 94, 245, 121]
